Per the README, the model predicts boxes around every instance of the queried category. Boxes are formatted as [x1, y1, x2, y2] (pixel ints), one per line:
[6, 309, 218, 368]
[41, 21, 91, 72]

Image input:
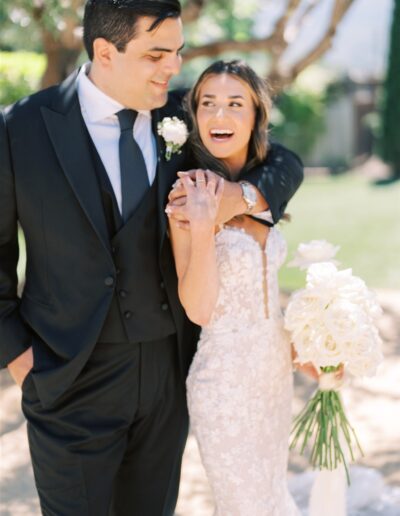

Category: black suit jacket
[0, 70, 303, 405]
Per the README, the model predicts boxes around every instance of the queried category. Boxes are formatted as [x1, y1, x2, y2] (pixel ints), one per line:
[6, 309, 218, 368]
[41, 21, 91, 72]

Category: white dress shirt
[76, 63, 157, 214]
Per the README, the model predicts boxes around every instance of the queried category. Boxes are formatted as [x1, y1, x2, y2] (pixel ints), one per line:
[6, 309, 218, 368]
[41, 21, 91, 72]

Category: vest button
[124, 311, 132, 320]
[104, 276, 115, 287]
[161, 303, 169, 311]
[119, 289, 127, 299]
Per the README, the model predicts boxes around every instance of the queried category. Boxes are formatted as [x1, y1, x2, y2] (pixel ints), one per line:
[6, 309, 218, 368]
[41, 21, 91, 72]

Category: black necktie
[116, 109, 149, 222]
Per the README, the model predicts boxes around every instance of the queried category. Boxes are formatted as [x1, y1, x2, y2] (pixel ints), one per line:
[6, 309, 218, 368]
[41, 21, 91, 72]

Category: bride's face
[196, 73, 256, 167]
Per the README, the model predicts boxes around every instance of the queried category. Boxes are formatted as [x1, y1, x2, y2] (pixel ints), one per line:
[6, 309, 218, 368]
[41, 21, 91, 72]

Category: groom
[0, 0, 303, 514]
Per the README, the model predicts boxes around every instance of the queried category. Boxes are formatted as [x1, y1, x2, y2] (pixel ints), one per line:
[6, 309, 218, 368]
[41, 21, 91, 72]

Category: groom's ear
[92, 38, 114, 68]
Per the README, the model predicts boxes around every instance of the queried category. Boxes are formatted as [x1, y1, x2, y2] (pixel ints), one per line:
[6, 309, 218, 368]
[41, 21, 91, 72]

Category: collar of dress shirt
[76, 62, 152, 123]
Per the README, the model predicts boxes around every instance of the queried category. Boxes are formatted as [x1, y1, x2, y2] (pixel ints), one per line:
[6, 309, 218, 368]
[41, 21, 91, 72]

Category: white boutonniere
[157, 116, 189, 161]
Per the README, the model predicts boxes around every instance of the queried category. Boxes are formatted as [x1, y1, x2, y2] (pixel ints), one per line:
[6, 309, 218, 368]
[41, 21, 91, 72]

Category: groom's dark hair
[83, 0, 181, 60]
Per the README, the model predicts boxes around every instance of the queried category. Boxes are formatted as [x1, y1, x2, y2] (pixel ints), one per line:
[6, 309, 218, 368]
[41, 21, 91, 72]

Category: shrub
[0, 51, 45, 107]
[269, 86, 326, 157]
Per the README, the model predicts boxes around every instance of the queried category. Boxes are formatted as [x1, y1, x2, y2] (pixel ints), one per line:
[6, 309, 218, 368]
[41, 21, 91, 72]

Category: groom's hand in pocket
[7, 346, 33, 388]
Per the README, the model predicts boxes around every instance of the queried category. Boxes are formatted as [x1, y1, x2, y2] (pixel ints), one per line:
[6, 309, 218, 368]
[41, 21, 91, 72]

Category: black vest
[87, 132, 177, 343]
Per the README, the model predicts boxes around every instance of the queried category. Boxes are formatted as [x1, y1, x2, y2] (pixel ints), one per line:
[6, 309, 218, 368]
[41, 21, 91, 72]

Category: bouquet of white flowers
[285, 241, 383, 484]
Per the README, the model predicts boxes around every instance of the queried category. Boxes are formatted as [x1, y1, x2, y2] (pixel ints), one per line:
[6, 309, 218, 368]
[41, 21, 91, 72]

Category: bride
[168, 59, 314, 515]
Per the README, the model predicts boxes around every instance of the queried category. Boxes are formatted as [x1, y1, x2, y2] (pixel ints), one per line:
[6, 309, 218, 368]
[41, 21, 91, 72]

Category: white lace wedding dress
[186, 225, 300, 516]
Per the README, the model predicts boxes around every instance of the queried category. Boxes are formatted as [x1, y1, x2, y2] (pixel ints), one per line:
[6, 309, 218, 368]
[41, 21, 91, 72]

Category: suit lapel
[152, 109, 178, 252]
[41, 72, 110, 255]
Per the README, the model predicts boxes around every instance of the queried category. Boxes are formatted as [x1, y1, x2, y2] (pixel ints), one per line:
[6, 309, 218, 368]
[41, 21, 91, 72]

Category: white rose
[323, 298, 370, 344]
[285, 290, 325, 332]
[316, 334, 346, 368]
[288, 240, 340, 270]
[347, 347, 383, 377]
[158, 117, 188, 146]
[306, 262, 347, 289]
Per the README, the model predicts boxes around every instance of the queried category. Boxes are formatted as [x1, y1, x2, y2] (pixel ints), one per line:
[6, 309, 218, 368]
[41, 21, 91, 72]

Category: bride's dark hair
[185, 59, 272, 179]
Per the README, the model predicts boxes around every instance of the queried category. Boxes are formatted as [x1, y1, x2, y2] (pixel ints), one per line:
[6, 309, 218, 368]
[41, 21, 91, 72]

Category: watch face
[240, 182, 257, 213]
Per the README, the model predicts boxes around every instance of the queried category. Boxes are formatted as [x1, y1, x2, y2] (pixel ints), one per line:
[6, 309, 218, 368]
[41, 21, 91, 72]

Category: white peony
[288, 240, 340, 270]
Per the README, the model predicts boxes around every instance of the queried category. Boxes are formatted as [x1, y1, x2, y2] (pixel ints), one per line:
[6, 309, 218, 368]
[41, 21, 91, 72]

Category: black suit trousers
[21, 335, 188, 516]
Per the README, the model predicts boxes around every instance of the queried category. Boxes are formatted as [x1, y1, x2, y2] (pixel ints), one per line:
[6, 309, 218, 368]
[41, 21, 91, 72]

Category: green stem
[290, 387, 362, 486]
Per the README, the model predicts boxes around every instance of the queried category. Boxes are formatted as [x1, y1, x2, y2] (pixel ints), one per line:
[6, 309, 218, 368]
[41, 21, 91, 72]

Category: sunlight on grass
[0, 52, 46, 78]
[279, 173, 400, 291]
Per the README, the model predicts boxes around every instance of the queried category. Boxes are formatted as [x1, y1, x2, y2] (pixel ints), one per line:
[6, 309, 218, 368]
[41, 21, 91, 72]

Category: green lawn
[278, 173, 400, 291]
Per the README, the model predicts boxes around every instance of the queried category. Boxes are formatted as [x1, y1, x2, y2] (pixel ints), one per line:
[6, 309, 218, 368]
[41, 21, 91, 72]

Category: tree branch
[182, 1, 302, 62]
[271, 0, 302, 53]
[282, 0, 356, 86]
[183, 34, 279, 62]
[267, 0, 302, 81]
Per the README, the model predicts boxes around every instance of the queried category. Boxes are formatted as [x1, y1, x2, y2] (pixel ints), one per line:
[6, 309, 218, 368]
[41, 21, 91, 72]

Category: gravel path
[1, 290, 399, 515]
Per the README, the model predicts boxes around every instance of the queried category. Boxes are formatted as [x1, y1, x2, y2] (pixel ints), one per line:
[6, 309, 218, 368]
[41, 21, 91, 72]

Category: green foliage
[381, 0, 400, 176]
[0, 4, 41, 51]
[0, 51, 45, 106]
[0, 1, 82, 51]
[270, 86, 326, 157]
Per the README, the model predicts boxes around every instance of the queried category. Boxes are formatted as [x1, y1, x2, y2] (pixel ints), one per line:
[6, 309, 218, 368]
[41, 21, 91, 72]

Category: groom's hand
[7, 346, 33, 388]
[168, 169, 266, 226]
[167, 180, 190, 230]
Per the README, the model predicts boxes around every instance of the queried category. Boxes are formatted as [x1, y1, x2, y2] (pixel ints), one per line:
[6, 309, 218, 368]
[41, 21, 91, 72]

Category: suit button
[124, 311, 132, 320]
[161, 303, 169, 311]
[160, 281, 165, 289]
[119, 289, 127, 299]
[116, 269, 121, 275]
[104, 277, 115, 287]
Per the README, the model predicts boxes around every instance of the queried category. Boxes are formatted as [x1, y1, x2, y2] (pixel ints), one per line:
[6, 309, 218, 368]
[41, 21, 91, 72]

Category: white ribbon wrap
[309, 382, 348, 516]
[318, 371, 345, 391]
[309, 465, 347, 516]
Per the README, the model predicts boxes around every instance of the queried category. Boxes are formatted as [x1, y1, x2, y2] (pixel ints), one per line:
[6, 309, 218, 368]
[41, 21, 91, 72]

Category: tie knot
[116, 109, 137, 132]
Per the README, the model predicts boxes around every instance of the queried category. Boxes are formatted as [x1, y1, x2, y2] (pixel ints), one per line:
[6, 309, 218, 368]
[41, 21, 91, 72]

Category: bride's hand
[292, 352, 345, 383]
[291, 344, 319, 381]
[294, 361, 320, 381]
[166, 170, 224, 231]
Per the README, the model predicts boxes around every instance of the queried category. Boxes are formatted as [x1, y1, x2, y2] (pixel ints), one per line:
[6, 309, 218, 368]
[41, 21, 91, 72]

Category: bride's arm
[168, 172, 224, 326]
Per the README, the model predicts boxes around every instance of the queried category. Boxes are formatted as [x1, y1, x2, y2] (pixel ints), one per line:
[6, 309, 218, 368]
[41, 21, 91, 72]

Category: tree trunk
[41, 31, 82, 88]
[32, 0, 83, 88]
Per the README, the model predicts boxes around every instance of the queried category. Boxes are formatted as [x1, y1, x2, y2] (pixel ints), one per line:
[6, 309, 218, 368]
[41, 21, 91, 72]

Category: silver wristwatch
[239, 181, 257, 214]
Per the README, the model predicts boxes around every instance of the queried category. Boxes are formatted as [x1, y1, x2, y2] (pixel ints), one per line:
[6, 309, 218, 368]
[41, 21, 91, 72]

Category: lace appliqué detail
[187, 227, 300, 516]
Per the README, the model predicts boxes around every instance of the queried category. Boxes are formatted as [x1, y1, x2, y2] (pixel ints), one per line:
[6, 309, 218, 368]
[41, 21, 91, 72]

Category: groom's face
[108, 16, 184, 110]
